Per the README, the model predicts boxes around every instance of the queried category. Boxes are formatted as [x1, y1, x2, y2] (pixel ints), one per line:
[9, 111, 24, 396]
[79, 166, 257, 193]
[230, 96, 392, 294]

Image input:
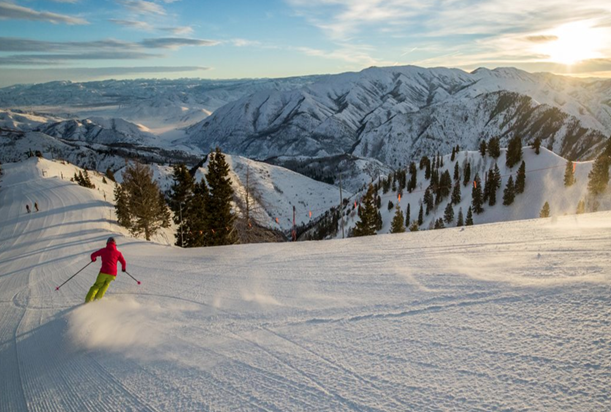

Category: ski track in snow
[1, 158, 610, 411]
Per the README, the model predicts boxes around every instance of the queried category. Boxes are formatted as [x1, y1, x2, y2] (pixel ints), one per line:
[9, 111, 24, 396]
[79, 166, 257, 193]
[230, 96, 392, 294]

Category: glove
[91, 258, 96, 262]
[122, 268, 126, 272]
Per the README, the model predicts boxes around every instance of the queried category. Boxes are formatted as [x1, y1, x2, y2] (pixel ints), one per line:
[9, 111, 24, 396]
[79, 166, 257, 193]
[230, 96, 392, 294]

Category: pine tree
[515, 161, 526, 194]
[456, 208, 464, 227]
[587, 139, 611, 196]
[471, 173, 484, 214]
[424, 188, 434, 215]
[444, 202, 454, 224]
[506, 135, 522, 168]
[503, 175, 515, 205]
[390, 206, 406, 233]
[205, 148, 236, 246]
[115, 162, 171, 240]
[169, 164, 196, 247]
[405, 203, 411, 227]
[425, 160, 431, 180]
[576, 199, 585, 214]
[540, 201, 550, 218]
[353, 184, 378, 237]
[102, 176, 108, 185]
[187, 179, 210, 247]
[408, 162, 417, 192]
[439, 170, 452, 199]
[479, 140, 487, 157]
[409, 220, 419, 232]
[454, 162, 460, 181]
[451, 180, 461, 205]
[451, 147, 456, 162]
[532, 137, 541, 155]
[466, 206, 474, 225]
[105, 168, 116, 182]
[434, 218, 445, 229]
[487, 137, 501, 158]
[483, 172, 490, 203]
[564, 160, 575, 187]
[418, 204, 424, 225]
[463, 162, 471, 187]
[387, 200, 394, 211]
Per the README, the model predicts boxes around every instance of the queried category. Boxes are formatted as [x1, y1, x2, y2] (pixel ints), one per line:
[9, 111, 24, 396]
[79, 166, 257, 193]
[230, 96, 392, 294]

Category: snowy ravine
[1, 158, 610, 411]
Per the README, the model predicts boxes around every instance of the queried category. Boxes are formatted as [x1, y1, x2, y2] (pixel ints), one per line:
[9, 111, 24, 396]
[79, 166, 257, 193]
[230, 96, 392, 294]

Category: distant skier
[25, 204, 30, 213]
[34, 202, 39, 212]
[85, 237, 127, 303]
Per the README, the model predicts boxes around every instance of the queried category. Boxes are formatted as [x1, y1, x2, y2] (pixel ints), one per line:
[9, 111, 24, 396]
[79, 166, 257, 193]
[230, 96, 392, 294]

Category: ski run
[0, 157, 610, 411]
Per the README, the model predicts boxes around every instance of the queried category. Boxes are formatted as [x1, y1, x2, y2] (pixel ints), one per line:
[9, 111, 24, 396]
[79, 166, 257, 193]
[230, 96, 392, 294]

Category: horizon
[1, 1, 611, 87]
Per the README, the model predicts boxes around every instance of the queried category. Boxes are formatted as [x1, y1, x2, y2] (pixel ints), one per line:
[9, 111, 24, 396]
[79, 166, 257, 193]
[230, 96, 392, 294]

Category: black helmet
[107, 237, 116, 244]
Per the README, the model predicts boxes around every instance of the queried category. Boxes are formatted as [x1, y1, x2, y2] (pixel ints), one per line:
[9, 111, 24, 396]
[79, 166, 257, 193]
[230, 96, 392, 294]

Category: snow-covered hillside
[330, 146, 611, 238]
[1, 156, 610, 411]
[186, 66, 610, 165]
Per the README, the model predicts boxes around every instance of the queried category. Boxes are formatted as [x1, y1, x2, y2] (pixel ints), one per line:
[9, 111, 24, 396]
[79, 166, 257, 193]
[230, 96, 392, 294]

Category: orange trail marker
[354, 201, 357, 208]
[398, 193, 401, 203]
[573, 163, 576, 173]
[309, 211, 312, 218]
[473, 180, 477, 188]
[275, 217, 279, 224]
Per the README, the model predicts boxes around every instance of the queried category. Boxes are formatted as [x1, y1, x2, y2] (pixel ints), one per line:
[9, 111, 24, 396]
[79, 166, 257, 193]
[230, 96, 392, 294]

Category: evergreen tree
[540, 201, 550, 218]
[425, 160, 431, 180]
[451, 147, 456, 161]
[532, 137, 541, 155]
[82, 169, 93, 188]
[102, 176, 107, 185]
[451, 180, 461, 205]
[439, 170, 452, 199]
[454, 162, 460, 181]
[387, 200, 394, 211]
[463, 162, 471, 187]
[424, 188, 434, 215]
[418, 204, 424, 225]
[205, 148, 236, 246]
[587, 139, 611, 196]
[408, 162, 417, 192]
[409, 220, 419, 232]
[466, 206, 474, 225]
[187, 179, 210, 247]
[115, 162, 171, 240]
[456, 208, 464, 227]
[169, 164, 196, 247]
[506, 135, 522, 168]
[439, 154, 444, 168]
[390, 206, 406, 233]
[405, 203, 411, 227]
[444, 202, 454, 224]
[482, 172, 490, 203]
[479, 140, 487, 157]
[471, 173, 484, 214]
[353, 184, 378, 237]
[576, 199, 585, 214]
[503, 175, 515, 206]
[564, 160, 576, 186]
[105, 168, 116, 182]
[488, 164, 501, 206]
[375, 211, 383, 231]
[434, 218, 445, 229]
[487, 137, 501, 158]
[515, 161, 526, 194]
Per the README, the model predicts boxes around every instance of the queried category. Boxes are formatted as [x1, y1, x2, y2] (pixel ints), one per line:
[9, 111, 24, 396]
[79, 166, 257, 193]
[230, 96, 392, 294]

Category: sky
[0, 0, 611, 86]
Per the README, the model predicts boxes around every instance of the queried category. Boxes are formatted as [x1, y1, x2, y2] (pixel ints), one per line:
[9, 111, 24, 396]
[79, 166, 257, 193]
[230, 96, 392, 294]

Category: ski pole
[124, 270, 141, 285]
[55, 261, 93, 291]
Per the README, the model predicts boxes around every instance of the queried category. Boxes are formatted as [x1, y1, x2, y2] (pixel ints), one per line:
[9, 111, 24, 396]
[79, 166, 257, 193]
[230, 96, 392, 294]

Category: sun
[534, 21, 605, 66]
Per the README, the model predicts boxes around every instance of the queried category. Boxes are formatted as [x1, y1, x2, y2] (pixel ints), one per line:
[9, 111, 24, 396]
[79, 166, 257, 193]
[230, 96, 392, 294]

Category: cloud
[0, 51, 162, 65]
[139, 37, 218, 49]
[0, 37, 218, 53]
[0, 1, 88, 24]
[525, 35, 559, 43]
[0, 66, 210, 86]
[159, 26, 194, 36]
[117, 0, 165, 15]
[109, 19, 154, 31]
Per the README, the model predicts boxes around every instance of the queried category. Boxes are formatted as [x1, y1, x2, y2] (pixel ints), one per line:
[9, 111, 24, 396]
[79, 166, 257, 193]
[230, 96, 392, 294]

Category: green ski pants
[85, 272, 115, 303]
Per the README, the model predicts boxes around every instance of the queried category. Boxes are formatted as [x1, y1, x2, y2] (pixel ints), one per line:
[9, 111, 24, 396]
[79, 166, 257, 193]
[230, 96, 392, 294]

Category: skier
[34, 202, 39, 212]
[85, 237, 127, 303]
[25, 204, 30, 213]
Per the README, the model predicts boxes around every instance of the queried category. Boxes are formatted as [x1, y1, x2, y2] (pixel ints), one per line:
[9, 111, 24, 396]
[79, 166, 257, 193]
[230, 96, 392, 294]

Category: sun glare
[535, 21, 606, 65]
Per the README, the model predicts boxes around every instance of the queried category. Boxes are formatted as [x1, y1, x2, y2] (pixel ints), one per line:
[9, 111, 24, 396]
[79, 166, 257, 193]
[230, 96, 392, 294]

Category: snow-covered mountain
[38, 117, 156, 146]
[1, 156, 610, 411]
[186, 66, 611, 166]
[0, 109, 64, 131]
[0, 76, 323, 130]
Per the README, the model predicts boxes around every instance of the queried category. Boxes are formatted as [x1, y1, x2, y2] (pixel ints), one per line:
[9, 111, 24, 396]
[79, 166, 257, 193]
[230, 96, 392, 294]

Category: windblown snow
[1, 158, 610, 411]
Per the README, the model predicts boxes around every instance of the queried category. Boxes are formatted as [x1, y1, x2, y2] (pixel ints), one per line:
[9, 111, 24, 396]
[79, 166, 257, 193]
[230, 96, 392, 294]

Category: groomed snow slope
[1, 158, 610, 411]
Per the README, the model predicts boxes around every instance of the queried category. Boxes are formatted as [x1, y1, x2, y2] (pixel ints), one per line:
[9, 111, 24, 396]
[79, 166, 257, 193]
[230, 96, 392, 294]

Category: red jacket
[91, 243, 126, 276]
